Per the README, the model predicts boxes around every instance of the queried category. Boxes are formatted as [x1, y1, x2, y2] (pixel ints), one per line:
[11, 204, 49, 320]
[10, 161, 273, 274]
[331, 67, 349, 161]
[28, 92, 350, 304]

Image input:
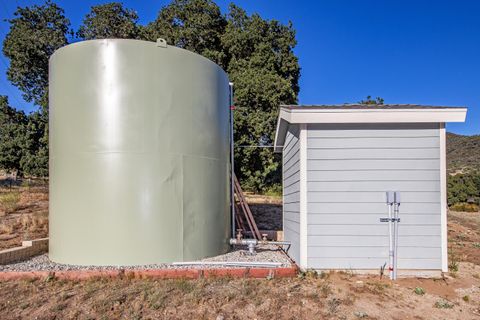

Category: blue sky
[0, 0, 478, 134]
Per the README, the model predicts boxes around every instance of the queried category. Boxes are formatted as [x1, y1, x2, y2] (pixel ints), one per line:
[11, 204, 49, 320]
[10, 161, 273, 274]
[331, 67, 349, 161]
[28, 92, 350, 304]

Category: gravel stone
[0, 244, 291, 272]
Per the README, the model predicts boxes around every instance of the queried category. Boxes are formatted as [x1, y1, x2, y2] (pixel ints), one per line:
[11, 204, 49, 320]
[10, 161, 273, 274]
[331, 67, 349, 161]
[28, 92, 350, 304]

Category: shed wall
[283, 125, 301, 263]
[306, 123, 442, 270]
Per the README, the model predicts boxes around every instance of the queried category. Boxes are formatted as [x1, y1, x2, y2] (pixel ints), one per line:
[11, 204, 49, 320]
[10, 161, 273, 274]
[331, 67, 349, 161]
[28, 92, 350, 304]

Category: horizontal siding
[283, 125, 300, 263]
[308, 159, 440, 171]
[307, 247, 441, 259]
[307, 191, 440, 203]
[307, 123, 442, 270]
[308, 213, 440, 225]
[309, 170, 439, 181]
[308, 181, 439, 192]
[307, 137, 439, 149]
[308, 235, 440, 247]
[308, 148, 439, 160]
[308, 202, 441, 214]
[307, 224, 441, 236]
[308, 258, 441, 270]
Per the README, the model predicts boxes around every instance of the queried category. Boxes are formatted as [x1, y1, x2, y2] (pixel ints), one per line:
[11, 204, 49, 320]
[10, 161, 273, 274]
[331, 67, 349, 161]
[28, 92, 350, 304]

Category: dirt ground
[448, 210, 480, 266]
[0, 263, 478, 319]
[246, 194, 282, 231]
[0, 180, 48, 250]
[0, 185, 480, 319]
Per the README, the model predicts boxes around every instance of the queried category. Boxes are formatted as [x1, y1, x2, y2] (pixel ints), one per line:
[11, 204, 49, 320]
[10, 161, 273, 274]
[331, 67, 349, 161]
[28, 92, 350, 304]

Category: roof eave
[274, 107, 467, 153]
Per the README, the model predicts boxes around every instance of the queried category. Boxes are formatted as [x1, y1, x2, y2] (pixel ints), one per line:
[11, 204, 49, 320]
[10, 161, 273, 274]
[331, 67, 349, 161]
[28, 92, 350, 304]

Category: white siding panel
[308, 159, 440, 171]
[307, 191, 440, 203]
[306, 123, 442, 270]
[308, 213, 440, 225]
[308, 257, 442, 270]
[307, 224, 441, 236]
[308, 202, 441, 214]
[307, 137, 439, 149]
[307, 181, 439, 192]
[283, 124, 300, 263]
[308, 148, 439, 160]
[308, 235, 441, 247]
[308, 170, 439, 181]
[307, 246, 441, 259]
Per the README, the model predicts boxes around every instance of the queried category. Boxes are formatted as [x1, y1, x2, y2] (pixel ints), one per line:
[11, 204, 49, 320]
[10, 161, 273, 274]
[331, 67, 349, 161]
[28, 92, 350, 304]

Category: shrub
[0, 191, 21, 214]
[434, 299, 454, 309]
[450, 203, 479, 212]
[414, 287, 425, 295]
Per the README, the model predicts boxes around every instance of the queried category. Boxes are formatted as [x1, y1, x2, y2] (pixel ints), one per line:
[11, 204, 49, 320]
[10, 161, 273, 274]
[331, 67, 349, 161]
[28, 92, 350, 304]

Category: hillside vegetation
[446, 133, 480, 209]
[447, 132, 480, 173]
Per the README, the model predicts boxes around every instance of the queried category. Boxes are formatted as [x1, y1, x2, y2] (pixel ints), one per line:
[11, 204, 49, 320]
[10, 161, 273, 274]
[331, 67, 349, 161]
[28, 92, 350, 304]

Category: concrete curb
[0, 267, 298, 281]
[0, 238, 49, 265]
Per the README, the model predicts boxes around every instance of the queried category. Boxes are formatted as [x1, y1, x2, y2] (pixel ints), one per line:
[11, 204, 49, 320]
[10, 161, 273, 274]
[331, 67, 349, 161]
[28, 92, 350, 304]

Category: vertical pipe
[393, 191, 400, 280]
[393, 198, 400, 280]
[388, 203, 394, 280]
[386, 191, 394, 280]
[229, 82, 235, 239]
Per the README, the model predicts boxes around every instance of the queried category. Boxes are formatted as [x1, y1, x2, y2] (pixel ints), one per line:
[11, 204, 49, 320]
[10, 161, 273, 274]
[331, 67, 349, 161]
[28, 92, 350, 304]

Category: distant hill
[447, 132, 480, 173]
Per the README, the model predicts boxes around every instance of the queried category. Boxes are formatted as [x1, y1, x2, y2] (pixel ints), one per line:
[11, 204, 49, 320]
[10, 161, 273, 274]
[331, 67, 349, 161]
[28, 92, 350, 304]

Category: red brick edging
[0, 267, 298, 281]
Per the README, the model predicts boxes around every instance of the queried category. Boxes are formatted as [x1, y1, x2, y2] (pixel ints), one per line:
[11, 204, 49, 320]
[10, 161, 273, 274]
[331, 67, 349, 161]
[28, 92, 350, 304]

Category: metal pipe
[229, 82, 235, 239]
[229, 238, 292, 255]
[172, 261, 282, 268]
[383, 192, 395, 280]
[387, 191, 394, 280]
[229, 238, 291, 246]
[393, 192, 401, 280]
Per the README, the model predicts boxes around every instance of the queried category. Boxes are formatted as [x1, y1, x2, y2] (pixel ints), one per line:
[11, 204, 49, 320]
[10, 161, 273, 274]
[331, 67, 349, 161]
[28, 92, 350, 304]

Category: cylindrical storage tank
[49, 39, 230, 265]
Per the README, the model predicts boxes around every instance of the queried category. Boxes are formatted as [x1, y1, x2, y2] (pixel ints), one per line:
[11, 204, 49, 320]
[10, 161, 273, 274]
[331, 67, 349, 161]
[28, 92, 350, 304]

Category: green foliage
[447, 172, 480, 206]
[0, 96, 48, 177]
[78, 2, 142, 40]
[414, 287, 425, 295]
[145, 0, 227, 65]
[2, 0, 70, 110]
[20, 111, 49, 177]
[224, 5, 299, 191]
[1, 0, 68, 177]
[146, 1, 300, 192]
[0, 96, 27, 173]
[1, 0, 300, 189]
[358, 95, 384, 105]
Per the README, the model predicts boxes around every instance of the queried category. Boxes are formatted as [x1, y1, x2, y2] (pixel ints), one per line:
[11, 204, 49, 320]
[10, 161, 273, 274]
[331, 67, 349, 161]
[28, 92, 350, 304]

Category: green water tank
[49, 39, 230, 265]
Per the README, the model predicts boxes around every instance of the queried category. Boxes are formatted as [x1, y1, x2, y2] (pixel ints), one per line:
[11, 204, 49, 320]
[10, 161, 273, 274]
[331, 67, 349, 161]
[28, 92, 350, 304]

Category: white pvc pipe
[393, 201, 400, 280]
[388, 203, 394, 280]
[172, 261, 282, 268]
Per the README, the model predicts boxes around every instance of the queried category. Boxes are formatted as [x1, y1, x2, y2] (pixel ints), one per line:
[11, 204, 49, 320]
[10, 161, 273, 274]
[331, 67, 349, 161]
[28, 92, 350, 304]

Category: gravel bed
[0, 244, 291, 272]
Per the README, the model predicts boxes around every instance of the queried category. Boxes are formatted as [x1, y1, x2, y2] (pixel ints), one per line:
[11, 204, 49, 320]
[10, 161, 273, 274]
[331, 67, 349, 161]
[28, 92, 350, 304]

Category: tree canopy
[2, 0, 70, 110]
[1, 0, 300, 191]
[358, 95, 384, 105]
[0, 96, 27, 174]
[78, 2, 142, 40]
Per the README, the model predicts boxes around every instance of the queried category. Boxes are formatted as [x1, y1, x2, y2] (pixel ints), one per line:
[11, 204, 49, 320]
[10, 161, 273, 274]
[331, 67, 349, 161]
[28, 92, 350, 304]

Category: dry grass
[0, 179, 48, 249]
[0, 264, 479, 320]
[0, 191, 21, 215]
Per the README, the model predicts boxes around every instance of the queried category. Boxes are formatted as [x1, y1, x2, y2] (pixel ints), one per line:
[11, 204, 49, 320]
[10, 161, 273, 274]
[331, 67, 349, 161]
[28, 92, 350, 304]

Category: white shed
[274, 105, 467, 276]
